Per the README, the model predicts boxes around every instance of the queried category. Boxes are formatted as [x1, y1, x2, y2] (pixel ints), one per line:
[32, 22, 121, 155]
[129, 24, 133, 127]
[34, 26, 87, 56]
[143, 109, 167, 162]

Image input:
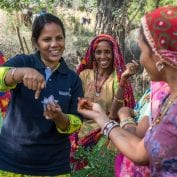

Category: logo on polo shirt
[59, 88, 71, 96]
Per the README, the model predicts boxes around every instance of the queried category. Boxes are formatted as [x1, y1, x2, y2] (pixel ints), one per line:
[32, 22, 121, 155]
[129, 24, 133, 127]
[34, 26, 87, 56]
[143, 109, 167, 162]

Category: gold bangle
[120, 118, 136, 128]
[113, 96, 124, 104]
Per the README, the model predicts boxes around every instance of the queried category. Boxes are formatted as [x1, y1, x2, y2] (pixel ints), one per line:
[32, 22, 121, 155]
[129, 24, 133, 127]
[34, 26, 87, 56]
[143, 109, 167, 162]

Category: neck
[165, 69, 177, 97]
[41, 59, 59, 71]
[97, 67, 113, 76]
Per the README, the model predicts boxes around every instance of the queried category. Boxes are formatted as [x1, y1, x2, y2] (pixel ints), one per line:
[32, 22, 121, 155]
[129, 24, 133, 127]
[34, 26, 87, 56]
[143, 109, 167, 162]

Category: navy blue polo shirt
[0, 52, 83, 175]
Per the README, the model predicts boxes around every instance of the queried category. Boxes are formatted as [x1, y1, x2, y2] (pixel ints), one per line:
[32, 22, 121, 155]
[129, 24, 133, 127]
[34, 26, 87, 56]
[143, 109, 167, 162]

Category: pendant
[95, 92, 100, 97]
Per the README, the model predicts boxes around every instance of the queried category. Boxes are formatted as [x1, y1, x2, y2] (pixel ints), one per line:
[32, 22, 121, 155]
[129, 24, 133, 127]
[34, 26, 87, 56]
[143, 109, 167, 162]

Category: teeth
[50, 51, 59, 55]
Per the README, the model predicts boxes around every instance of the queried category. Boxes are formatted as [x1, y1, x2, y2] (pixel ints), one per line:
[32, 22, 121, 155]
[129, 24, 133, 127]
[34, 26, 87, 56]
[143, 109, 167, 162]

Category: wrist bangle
[120, 117, 136, 128]
[113, 96, 124, 105]
[10, 68, 19, 83]
[102, 120, 119, 139]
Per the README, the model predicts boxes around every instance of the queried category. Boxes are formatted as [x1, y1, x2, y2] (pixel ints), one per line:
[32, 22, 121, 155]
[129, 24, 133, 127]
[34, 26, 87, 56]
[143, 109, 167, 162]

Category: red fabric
[77, 34, 135, 108]
[141, 6, 177, 68]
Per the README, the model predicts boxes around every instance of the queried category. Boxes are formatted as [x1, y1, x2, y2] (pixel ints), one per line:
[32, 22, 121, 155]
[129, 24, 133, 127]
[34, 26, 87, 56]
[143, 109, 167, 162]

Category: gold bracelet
[113, 96, 124, 104]
[120, 117, 136, 128]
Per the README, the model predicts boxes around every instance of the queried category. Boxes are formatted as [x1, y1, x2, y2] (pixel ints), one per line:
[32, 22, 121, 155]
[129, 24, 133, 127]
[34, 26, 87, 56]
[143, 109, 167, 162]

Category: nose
[50, 39, 58, 47]
[100, 52, 106, 58]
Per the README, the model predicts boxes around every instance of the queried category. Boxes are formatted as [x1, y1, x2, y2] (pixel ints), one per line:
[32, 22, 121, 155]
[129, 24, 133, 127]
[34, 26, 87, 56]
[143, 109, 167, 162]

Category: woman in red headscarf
[78, 6, 177, 176]
[0, 52, 11, 122]
[70, 34, 136, 170]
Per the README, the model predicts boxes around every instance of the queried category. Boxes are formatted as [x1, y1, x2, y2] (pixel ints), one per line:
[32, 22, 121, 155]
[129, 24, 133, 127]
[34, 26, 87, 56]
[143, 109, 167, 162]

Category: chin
[50, 56, 62, 61]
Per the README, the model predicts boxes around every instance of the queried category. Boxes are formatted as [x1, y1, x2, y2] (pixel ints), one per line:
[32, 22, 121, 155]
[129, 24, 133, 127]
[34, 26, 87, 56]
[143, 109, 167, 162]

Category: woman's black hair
[31, 13, 65, 45]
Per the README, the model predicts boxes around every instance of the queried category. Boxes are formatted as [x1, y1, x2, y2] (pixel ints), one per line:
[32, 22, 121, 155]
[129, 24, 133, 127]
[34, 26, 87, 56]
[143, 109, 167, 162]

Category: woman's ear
[32, 38, 39, 51]
[155, 58, 167, 72]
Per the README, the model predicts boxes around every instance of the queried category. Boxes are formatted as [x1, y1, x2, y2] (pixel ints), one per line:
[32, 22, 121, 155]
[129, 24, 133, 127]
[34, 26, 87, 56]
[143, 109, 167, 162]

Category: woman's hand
[43, 101, 70, 131]
[118, 106, 135, 122]
[6, 67, 45, 99]
[77, 97, 109, 127]
[121, 60, 139, 81]
[43, 101, 62, 120]
[21, 68, 45, 99]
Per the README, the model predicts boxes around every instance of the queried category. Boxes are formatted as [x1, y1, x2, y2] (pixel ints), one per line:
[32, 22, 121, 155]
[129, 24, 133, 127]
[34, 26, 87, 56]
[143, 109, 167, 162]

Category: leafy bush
[71, 145, 116, 177]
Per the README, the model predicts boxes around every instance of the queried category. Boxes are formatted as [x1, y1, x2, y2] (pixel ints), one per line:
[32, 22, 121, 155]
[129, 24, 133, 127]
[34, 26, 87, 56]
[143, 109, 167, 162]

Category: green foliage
[71, 145, 116, 177]
[0, 0, 30, 11]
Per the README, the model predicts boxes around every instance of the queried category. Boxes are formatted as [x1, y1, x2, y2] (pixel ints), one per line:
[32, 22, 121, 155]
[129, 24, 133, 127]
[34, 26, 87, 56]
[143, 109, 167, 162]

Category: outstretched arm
[78, 98, 149, 165]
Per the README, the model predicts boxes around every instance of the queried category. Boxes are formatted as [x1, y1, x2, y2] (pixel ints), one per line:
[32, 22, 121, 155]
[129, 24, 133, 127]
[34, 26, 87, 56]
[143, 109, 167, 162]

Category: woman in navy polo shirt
[0, 13, 83, 177]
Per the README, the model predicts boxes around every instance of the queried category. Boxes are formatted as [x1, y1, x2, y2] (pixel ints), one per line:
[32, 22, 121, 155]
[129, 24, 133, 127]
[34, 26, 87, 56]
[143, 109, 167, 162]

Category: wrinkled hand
[22, 68, 45, 99]
[43, 101, 63, 120]
[121, 60, 139, 79]
[118, 106, 135, 121]
[78, 97, 108, 123]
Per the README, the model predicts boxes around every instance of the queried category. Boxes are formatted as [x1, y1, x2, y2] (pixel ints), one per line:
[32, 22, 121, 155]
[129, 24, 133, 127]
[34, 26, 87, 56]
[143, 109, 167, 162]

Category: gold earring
[156, 62, 164, 72]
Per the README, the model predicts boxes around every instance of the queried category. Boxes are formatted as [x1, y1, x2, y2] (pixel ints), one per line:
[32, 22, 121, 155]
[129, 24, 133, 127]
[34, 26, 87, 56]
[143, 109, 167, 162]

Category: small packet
[41, 95, 58, 111]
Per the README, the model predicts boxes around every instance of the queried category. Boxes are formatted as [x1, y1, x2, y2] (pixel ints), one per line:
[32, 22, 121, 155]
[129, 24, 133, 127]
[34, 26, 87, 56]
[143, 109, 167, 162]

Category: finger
[131, 60, 139, 67]
[34, 80, 45, 99]
[32, 78, 39, 90]
[35, 89, 41, 99]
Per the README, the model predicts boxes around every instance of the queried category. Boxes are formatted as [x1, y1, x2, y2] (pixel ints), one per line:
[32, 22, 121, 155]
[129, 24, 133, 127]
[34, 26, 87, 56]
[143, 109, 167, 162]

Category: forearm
[5, 68, 24, 85]
[110, 85, 124, 119]
[94, 114, 148, 164]
[109, 126, 148, 164]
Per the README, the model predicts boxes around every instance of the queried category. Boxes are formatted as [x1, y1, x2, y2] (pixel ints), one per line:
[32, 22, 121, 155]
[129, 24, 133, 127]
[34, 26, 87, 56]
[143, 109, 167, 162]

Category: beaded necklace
[94, 69, 112, 97]
[149, 94, 177, 131]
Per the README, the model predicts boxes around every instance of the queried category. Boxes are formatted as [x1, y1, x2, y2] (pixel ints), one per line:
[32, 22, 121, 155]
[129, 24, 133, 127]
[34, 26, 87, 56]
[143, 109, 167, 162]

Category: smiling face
[94, 40, 114, 70]
[35, 22, 65, 68]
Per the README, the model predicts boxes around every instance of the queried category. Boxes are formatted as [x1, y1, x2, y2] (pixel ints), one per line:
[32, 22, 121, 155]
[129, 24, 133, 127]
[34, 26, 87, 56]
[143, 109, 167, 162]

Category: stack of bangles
[102, 120, 119, 139]
[113, 96, 124, 105]
[102, 117, 136, 139]
[120, 117, 136, 129]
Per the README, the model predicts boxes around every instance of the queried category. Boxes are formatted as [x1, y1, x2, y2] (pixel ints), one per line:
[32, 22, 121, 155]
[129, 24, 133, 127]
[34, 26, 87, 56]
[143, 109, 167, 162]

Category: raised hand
[21, 68, 46, 99]
[121, 60, 139, 79]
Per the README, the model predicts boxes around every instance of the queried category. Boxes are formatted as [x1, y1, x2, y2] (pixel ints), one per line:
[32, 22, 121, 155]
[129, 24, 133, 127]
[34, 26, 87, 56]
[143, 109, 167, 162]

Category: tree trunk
[95, 0, 124, 36]
[95, 0, 127, 55]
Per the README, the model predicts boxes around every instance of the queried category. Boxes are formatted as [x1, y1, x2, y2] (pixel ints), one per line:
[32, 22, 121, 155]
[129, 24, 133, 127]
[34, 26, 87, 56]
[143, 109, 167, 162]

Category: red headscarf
[141, 6, 177, 68]
[0, 52, 11, 117]
[77, 34, 135, 108]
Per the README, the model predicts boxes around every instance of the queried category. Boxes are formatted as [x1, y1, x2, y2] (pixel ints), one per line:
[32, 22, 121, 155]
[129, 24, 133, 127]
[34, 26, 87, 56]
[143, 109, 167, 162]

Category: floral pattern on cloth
[115, 88, 151, 177]
[150, 81, 170, 122]
[0, 52, 11, 121]
[144, 97, 177, 177]
[141, 6, 177, 69]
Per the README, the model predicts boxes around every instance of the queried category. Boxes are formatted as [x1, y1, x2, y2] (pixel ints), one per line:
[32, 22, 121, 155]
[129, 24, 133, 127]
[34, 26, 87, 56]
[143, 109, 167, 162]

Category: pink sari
[115, 82, 170, 177]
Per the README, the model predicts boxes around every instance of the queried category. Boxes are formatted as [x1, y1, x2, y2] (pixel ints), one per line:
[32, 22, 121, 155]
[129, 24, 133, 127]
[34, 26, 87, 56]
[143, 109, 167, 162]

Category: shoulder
[3, 53, 38, 67]
[79, 69, 94, 78]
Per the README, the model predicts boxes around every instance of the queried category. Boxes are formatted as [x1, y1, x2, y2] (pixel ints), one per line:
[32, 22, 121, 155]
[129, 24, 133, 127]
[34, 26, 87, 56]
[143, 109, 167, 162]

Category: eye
[42, 38, 51, 42]
[56, 35, 64, 41]
[105, 50, 111, 54]
[95, 50, 101, 55]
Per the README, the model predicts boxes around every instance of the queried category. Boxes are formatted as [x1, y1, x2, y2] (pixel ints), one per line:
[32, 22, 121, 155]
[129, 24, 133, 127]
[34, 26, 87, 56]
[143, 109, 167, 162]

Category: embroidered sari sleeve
[0, 67, 17, 91]
[57, 114, 82, 134]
